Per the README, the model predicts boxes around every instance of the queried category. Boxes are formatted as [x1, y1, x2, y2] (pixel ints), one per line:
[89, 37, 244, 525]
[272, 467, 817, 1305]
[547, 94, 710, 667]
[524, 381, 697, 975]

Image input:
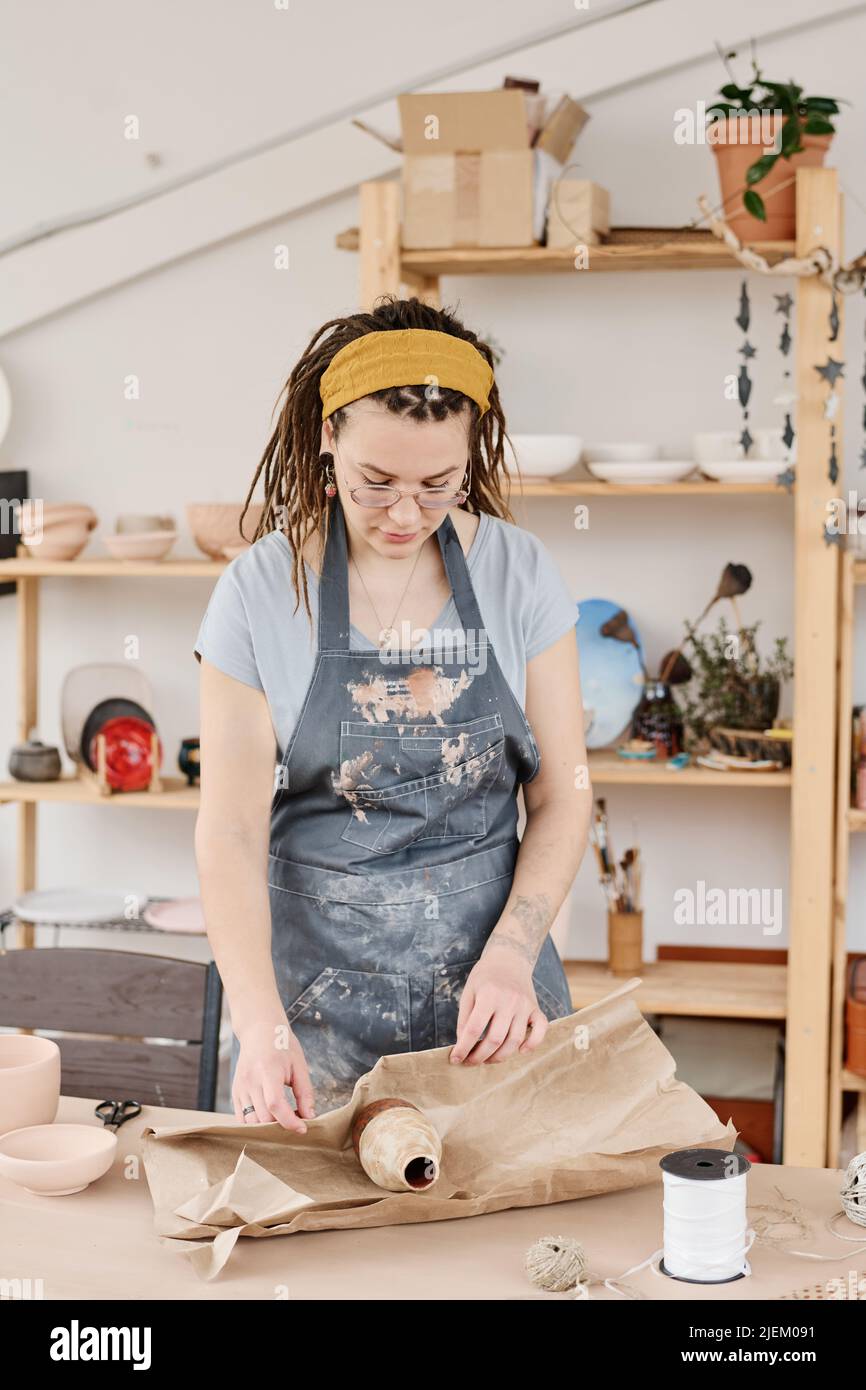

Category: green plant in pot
[659, 562, 794, 760]
[707, 43, 844, 242]
[677, 618, 794, 751]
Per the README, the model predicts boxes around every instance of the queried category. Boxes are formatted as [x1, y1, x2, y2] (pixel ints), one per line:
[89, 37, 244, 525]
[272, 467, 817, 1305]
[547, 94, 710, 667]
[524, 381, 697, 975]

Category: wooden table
[1, 1096, 862, 1301]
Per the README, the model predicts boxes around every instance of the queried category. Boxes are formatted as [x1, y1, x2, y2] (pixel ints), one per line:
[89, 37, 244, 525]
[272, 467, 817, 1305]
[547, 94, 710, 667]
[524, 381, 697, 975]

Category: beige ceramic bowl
[116, 513, 175, 535]
[0, 1123, 117, 1195]
[187, 503, 264, 559]
[0, 1034, 61, 1135]
[104, 530, 177, 561]
[40, 504, 98, 531]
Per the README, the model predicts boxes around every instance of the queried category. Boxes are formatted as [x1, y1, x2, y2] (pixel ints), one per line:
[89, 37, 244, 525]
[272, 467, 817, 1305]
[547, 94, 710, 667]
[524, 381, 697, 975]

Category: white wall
[1, 1, 864, 984]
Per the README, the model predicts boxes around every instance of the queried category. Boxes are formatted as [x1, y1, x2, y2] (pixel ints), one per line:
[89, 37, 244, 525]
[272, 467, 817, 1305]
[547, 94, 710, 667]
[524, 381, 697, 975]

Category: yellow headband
[319, 328, 493, 421]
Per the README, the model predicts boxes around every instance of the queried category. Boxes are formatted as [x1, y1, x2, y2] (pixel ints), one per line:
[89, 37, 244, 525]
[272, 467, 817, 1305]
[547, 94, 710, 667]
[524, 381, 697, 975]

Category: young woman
[194, 296, 591, 1130]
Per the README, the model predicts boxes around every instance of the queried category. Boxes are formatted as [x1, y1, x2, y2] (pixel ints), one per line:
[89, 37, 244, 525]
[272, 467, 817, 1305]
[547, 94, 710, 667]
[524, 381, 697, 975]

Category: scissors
[94, 1099, 142, 1130]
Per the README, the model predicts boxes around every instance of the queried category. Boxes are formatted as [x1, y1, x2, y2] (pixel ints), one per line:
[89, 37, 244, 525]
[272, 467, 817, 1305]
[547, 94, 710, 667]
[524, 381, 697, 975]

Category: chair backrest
[0, 948, 222, 1110]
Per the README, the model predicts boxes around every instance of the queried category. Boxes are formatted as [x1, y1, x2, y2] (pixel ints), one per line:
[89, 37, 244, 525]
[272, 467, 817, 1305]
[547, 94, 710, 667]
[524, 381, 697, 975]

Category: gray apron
[230, 498, 572, 1113]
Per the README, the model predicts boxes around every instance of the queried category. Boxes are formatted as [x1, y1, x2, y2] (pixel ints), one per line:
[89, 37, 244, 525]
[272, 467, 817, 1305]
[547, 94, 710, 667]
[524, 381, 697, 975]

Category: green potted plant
[707, 44, 843, 241]
[677, 617, 794, 754]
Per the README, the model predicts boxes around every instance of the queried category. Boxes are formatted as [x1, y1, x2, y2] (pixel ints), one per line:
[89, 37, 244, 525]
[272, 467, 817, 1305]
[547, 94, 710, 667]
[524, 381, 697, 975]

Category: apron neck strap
[318, 495, 486, 651]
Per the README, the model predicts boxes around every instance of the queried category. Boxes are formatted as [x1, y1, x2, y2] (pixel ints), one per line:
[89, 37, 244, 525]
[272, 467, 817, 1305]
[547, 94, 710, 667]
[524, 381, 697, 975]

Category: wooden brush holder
[607, 909, 643, 976]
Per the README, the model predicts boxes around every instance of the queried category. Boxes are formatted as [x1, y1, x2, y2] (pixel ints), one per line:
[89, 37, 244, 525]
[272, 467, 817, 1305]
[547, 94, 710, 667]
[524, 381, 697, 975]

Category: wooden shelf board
[563, 958, 786, 1019]
[337, 226, 796, 276]
[0, 776, 199, 810]
[848, 807, 866, 832]
[512, 480, 790, 497]
[0, 556, 225, 578]
[588, 750, 792, 788]
[840, 1068, 866, 1093]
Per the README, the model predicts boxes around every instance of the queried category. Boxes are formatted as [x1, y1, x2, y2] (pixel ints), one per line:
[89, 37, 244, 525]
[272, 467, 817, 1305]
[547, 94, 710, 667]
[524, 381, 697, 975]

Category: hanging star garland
[775, 289, 795, 471]
[813, 297, 845, 486]
[733, 279, 754, 457]
[815, 357, 845, 387]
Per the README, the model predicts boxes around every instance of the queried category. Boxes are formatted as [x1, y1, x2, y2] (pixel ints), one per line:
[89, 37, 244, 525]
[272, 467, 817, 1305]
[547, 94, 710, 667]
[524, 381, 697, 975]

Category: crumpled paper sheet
[140, 978, 737, 1279]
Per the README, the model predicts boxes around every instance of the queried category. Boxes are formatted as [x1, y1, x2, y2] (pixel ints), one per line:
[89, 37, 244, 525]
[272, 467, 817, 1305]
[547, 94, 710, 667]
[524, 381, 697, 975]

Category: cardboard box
[545, 179, 611, 248]
[395, 90, 589, 249]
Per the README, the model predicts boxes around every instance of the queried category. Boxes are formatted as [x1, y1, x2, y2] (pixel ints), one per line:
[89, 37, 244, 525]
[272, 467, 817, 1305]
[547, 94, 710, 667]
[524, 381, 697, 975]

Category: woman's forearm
[484, 791, 592, 969]
[195, 821, 285, 1034]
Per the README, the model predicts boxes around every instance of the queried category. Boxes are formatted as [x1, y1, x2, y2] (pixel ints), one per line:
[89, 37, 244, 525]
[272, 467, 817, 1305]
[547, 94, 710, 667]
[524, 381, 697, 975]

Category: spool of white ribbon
[662, 1164, 753, 1281]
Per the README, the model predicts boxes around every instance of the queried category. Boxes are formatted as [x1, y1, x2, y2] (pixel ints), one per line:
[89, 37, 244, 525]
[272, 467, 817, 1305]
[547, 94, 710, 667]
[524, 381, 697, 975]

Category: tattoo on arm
[484, 893, 554, 967]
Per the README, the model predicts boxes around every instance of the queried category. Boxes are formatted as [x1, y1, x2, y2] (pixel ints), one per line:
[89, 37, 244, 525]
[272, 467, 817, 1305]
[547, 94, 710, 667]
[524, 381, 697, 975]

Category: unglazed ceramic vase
[0, 1123, 117, 1195]
[0, 1035, 61, 1135]
[351, 1098, 442, 1192]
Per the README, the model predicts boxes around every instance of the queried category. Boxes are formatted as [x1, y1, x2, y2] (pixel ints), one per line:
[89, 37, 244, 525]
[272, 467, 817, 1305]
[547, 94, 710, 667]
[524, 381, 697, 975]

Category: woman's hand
[232, 1015, 316, 1131]
[449, 949, 548, 1066]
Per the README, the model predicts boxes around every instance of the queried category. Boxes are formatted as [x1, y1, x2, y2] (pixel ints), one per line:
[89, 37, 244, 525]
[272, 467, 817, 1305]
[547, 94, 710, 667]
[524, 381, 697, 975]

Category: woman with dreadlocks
[194, 296, 591, 1128]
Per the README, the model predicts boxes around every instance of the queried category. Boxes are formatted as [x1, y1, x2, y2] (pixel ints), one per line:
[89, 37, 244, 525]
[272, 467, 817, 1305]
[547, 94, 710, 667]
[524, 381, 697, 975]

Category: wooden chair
[0, 947, 222, 1110]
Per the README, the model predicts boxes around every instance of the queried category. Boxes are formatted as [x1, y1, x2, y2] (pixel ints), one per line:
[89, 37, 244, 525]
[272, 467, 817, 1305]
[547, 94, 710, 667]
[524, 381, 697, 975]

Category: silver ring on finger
[242, 1104, 256, 1116]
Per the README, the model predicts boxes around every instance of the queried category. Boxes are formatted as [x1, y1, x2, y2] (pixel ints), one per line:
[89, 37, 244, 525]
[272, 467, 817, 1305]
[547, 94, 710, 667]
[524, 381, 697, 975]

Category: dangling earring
[323, 459, 337, 497]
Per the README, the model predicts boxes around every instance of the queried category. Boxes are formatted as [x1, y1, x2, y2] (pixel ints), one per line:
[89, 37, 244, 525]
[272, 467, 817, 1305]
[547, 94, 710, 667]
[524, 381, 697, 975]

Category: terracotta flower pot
[710, 114, 833, 242]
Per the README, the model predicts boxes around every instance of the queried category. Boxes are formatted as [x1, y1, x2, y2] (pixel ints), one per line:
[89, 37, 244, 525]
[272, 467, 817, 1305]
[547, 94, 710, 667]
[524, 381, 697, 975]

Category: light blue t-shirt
[193, 514, 577, 759]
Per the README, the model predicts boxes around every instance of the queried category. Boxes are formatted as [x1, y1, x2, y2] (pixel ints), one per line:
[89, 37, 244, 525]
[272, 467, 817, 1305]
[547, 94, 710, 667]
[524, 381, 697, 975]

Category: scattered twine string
[524, 1154, 866, 1298]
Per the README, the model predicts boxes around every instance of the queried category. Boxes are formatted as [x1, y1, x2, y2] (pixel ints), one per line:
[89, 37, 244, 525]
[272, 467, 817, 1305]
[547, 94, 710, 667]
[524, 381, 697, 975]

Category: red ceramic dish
[88, 715, 161, 791]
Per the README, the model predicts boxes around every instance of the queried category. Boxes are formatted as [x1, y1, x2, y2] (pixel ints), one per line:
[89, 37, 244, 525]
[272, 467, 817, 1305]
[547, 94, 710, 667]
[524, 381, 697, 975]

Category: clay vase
[0, 1035, 61, 1135]
[710, 114, 833, 242]
[351, 1098, 442, 1192]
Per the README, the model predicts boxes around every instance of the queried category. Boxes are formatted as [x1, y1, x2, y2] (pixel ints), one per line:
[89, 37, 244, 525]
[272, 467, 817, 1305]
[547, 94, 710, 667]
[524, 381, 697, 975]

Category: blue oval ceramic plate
[575, 598, 646, 749]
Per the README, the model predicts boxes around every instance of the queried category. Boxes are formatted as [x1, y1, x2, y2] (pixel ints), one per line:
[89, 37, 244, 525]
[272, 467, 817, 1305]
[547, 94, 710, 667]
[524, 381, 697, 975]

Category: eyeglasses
[332, 444, 469, 510]
[349, 483, 467, 509]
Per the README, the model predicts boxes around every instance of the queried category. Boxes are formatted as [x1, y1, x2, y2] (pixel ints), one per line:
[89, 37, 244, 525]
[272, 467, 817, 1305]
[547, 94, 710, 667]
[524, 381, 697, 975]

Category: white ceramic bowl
[0, 1035, 61, 1135]
[504, 434, 583, 478]
[0, 1123, 117, 1195]
[699, 460, 786, 484]
[755, 427, 797, 462]
[586, 460, 697, 485]
[582, 443, 660, 464]
[692, 431, 744, 465]
[104, 530, 177, 561]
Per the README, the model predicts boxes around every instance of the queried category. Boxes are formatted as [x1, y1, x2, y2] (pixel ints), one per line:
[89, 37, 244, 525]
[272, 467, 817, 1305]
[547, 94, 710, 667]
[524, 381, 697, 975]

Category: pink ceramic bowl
[21, 520, 91, 560]
[187, 503, 264, 559]
[0, 1035, 61, 1135]
[0, 1123, 117, 1195]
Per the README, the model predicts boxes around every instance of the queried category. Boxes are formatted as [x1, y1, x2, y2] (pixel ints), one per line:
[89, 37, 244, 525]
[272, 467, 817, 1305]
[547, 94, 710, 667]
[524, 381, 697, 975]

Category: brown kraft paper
[140, 978, 737, 1280]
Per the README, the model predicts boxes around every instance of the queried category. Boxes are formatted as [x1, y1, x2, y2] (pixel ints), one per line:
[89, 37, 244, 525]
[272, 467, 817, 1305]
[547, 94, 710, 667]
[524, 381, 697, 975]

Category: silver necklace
[349, 540, 427, 647]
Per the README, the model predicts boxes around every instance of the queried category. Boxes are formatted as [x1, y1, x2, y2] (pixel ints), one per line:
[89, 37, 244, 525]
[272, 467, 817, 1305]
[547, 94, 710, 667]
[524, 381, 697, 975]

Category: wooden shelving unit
[829, 550, 866, 1162]
[339, 172, 843, 1165]
[564, 958, 787, 1021]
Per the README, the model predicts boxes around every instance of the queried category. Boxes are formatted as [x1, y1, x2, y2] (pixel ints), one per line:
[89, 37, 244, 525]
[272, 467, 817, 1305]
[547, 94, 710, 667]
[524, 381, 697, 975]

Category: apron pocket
[285, 966, 413, 1101]
[337, 732, 505, 855]
[533, 976, 573, 1021]
[433, 958, 480, 1048]
[432, 959, 572, 1049]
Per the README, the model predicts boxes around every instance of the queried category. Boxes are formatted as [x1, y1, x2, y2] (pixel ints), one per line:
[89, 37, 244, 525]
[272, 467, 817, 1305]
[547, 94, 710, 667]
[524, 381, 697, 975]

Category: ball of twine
[841, 1151, 866, 1228]
[525, 1234, 588, 1292]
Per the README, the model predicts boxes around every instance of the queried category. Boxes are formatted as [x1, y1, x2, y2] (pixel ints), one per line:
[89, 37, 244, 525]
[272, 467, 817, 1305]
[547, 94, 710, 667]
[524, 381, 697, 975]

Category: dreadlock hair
[239, 295, 515, 624]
